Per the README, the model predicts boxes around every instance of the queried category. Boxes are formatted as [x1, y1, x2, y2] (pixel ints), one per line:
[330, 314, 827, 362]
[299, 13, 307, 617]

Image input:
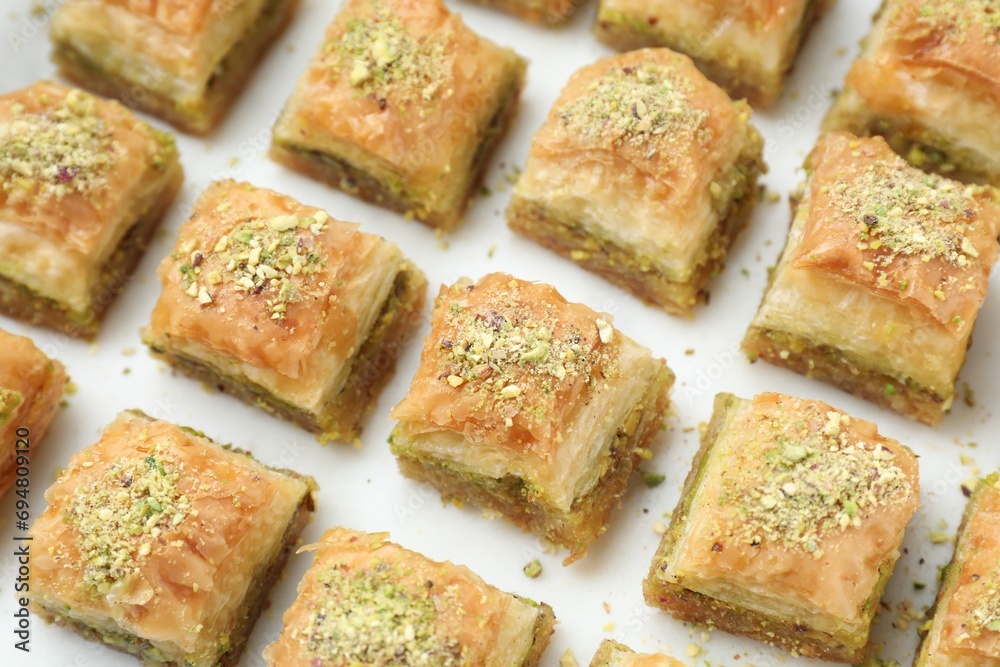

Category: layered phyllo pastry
[743, 133, 1000, 426]
[389, 273, 674, 563]
[593, 0, 832, 108]
[644, 392, 920, 663]
[263, 527, 556, 666]
[28, 410, 316, 667]
[916, 472, 1000, 667]
[507, 49, 764, 316]
[0, 82, 182, 338]
[51, 0, 299, 134]
[0, 328, 68, 499]
[589, 639, 685, 666]
[143, 180, 426, 443]
[464, 0, 580, 26]
[270, 0, 527, 231]
[824, 0, 1000, 184]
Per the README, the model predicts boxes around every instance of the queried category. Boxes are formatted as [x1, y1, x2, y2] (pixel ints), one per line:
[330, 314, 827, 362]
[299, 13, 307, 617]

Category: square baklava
[507, 48, 764, 316]
[28, 410, 316, 667]
[916, 472, 1000, 667]
[644, 392, 920, 663]
[0, 82, 182, 338]
[51, 0, 299, 134]
[589, 639, 684, 666]
[389, 273, 674, 563]
[143, 180, 427, 443]
[743, 133, 1000, 426]
[270, 0, 527, 231]
[0, 328, 68, 499]
[824, 0, 1000, 184]
[263, 527, 556, 666]
[464, 0, 580, 26]
[593, 0, 832, 108]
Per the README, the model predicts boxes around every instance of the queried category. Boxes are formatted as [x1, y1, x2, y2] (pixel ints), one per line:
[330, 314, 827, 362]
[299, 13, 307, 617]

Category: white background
[1, 0, 997, 665]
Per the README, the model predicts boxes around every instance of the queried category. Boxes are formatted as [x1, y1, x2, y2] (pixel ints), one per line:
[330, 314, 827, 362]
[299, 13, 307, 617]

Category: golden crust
[29, 411, 314, 664]
[148, 180, 392, 385]
[793, 133, 1000, 333]
[271, 0, 525, 227]
[389, 273, 620, 455]
[263, 527, 553, 666]
[0, 329, 68, 498]
[0, 82, 174, 257]
[589, 639, 686, 667]
[99, 0, 231, 36]
[847, 0, 1000, 109]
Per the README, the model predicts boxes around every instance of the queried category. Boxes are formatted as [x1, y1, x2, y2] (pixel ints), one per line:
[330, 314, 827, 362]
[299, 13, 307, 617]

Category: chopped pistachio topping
[523, 559, 543, 578]
[0, 388, 23, 427]
[179, 211, 329, 320]
[0, 90, 116, 199]
[910, 0, 1000, 44]
[66, 449, 191, 593]
[438, 289, 606, 424]
[335, 1, 448, 104]
[559, 60, 711, 159]
[970, 572, 1000, 635]
[302, 561, 463, 665]
[729, 404, 912, 556]
[836, 161, 985, 274]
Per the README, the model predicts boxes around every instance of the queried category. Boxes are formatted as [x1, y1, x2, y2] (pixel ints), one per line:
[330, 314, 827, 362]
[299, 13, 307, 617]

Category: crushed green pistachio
[334, 1, 448, 104]
[523, 559, 542, 578]
[66, 448, 191, 593]
[641, 471, 665, 488]
[909, 0, 1000, 44]
[559, 59, 711, 160]
[0, 388, 23, 427]
[178, 212, 329, 320]
[729, 404, 912, 556]
[302, 561, 463, 665]
[834, 159, 987, 303]
[0, 89, 116, 199]
[970, 573, 1000, 635]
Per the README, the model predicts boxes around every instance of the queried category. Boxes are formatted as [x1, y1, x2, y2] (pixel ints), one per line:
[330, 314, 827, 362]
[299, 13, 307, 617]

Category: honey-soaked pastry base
[270, 72, 523, 231]
[507, 152, 763, 317]
[0, 163, 182, 339]
[642, 402, 890, 664]
[52, 0, 298, 135]
[148, 263, 426, 443]
[31, 489, 313, 667]
[392, 364, 673, 564]
[824, 91, 999, 186]
[592, 0, 832, 108]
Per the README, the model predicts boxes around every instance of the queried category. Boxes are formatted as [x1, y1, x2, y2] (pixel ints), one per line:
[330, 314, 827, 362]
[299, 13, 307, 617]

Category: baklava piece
[263, 527, 556, 666]
[915, 472, 1000, 667]
[644, 392, 920, 663]
[593, 0, 832, 108]
[824, 0, 1000, 184]
[589, 639, 685, 666]
[507, 49, 764, 316]
[0, 328, 68, 499]
[51, 0, 299, 134]
[743, 133, 1000, 426]
[464, 0, 580, 26]
[0, 82, 182, 338]
[143, 180, 426, 443]
[270, 0, 527, 231]
[28, 410, 316, 667]
[389, 273, 674, 563]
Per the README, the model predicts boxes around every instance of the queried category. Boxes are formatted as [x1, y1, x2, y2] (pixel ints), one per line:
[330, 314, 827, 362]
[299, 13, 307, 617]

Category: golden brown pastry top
[29, 411, 312, 651]
[279, 0, 521, 196]
[390, 273, 621, 456]
[263, 527, 526, 666]
[528, 48, 750, 218]
[793, 133, 1000, 336]
[693, 0, 808, 30]
[938, 473, 1000, 657]
[0, 82, 175, 255]
[677, 392, 920, 621]
[148, 180, 389, 379]
[865, 0, 1000, 101]
[101, 0, 236, 35]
